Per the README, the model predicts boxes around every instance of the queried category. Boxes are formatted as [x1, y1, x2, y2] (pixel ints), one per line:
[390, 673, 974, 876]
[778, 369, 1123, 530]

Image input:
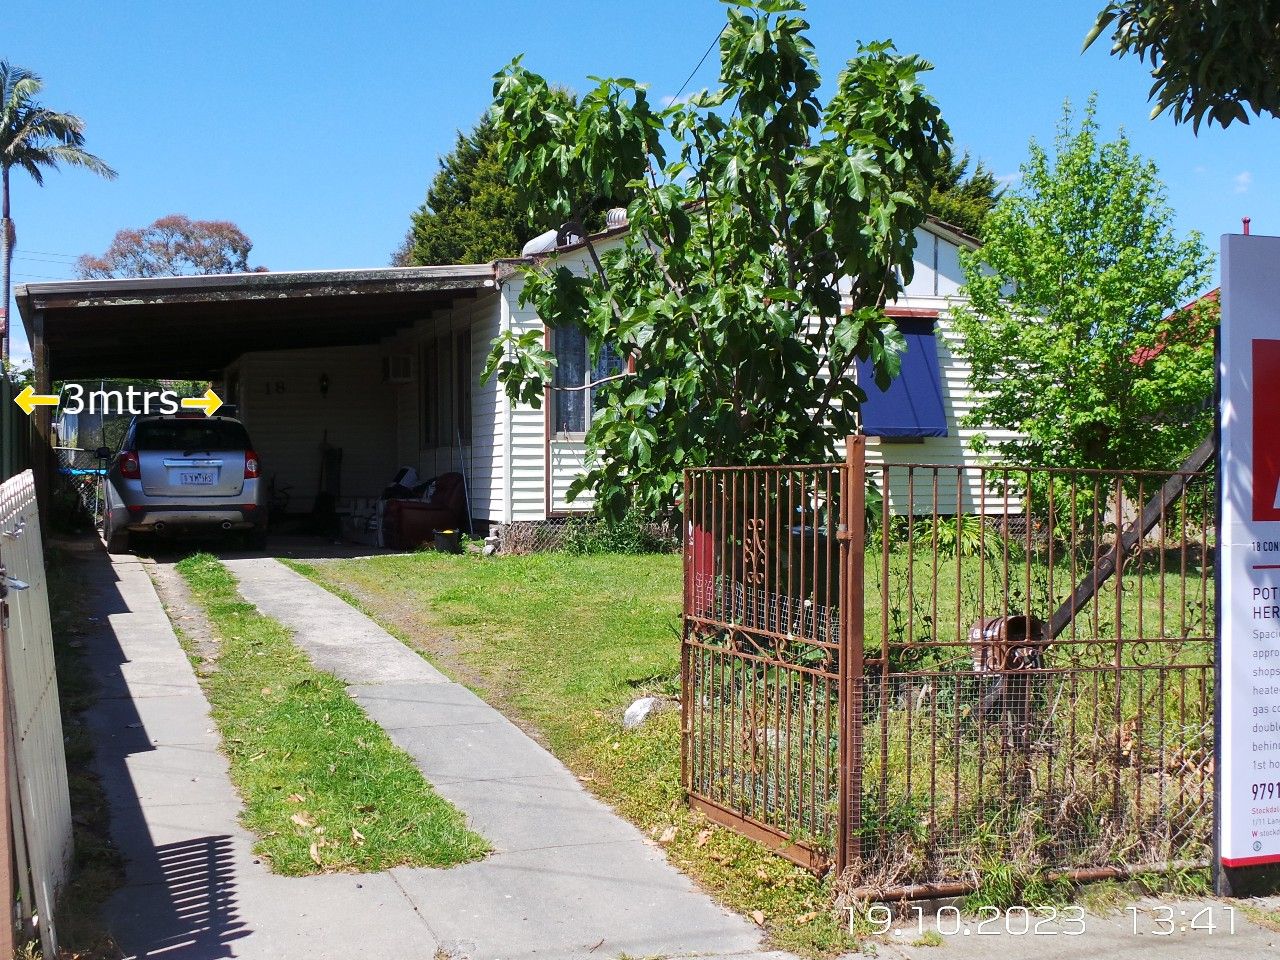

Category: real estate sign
[1220, 232, 1280, 869]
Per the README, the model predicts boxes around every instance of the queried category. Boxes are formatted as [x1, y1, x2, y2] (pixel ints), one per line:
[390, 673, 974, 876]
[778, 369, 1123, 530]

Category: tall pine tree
[924, 149, 1002, 239]
[395, 117, 536, 266]
[396, 104, 626, 266]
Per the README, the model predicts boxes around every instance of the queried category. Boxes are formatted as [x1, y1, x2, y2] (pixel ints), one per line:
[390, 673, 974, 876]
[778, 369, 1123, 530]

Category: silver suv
[101, 413, 268, 553]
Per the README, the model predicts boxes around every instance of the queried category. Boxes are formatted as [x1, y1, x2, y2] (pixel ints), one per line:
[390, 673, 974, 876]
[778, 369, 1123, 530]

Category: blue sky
[6, 0, 1277, 362]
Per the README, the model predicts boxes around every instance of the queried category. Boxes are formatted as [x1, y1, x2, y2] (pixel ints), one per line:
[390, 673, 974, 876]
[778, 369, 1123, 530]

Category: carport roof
[16, 264, 496, 380]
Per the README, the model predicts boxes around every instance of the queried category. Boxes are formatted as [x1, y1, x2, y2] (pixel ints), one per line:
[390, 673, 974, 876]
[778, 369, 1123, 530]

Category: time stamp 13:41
[850, 904, 1239, 937]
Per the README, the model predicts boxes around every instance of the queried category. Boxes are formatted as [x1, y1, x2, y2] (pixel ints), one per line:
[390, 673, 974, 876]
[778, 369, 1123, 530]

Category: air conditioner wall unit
[382, 355, 414, 383]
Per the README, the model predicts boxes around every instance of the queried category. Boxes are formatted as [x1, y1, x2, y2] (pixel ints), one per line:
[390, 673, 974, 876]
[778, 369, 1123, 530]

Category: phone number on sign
[1251, 781, 1280, 801]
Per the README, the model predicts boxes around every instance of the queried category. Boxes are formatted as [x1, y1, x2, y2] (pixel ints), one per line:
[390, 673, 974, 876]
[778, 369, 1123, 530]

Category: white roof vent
[606, 207, 628, 230]
[521, 229, 559, 256]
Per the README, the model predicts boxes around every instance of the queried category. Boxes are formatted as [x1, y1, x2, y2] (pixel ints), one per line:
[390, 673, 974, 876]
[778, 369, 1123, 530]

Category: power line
[11, 248, 80, 261]
[13, 254, 81, 265]
[671, 24, 727, 104]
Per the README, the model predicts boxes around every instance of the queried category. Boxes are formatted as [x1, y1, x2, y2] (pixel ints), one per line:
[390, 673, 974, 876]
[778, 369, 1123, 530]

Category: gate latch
[0, 563, 29, 599]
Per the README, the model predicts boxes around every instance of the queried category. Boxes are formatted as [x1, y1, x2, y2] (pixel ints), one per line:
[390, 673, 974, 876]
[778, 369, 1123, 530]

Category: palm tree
[1, 62, 116, 360]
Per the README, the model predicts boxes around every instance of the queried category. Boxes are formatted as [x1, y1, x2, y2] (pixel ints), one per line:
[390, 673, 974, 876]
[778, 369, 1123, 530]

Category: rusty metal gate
[681, 438, 1215, 884]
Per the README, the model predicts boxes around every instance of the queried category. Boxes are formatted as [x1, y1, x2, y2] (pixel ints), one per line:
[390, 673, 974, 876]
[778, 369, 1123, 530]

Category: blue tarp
[855, 317, 948, 438]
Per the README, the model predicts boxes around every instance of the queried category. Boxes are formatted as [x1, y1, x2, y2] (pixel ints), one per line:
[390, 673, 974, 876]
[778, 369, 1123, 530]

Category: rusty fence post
[680, 469, 691, 800]
[838, 435, 867, 875]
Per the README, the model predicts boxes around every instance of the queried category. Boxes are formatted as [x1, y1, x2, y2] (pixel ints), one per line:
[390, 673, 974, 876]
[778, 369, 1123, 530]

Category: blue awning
[855, 317, 948, 438]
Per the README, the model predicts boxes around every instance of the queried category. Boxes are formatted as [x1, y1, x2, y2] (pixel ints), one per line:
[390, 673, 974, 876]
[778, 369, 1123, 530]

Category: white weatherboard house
[17, 215, 1011, 538]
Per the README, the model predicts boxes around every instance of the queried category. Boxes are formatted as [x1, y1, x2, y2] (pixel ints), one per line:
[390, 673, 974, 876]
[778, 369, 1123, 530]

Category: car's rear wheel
[104, 521, 131, 555]
[246, 526, 268, 551]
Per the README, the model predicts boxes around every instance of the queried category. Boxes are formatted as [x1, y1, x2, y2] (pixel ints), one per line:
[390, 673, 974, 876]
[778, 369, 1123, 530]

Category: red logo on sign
[1254, 339, 1280, 520]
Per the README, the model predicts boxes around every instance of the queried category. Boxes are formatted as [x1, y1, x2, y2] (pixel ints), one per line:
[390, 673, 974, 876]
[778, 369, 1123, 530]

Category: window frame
[551, 326, 589, 438]
[421, 335, 455, 449]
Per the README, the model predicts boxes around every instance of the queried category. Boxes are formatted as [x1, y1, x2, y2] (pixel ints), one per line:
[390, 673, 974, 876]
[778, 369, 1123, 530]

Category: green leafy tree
[76, 214, 265, 278]
[953, 98, 1214, 478]
[484, 0, 950, 517]
[1085, 1, 1280, 130]
[922, 149, 1002, 239]
[1, 61, 115, 358]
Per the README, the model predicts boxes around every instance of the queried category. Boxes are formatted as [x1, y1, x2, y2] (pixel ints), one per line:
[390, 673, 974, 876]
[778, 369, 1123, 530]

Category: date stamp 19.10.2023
[849, 904, 1238, 937]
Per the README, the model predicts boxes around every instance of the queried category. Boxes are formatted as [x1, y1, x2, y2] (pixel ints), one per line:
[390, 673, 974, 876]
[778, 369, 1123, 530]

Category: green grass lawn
[175, 553, 488, 874]
[287, 541, 1222, 947]
[286, 551, 859, 956]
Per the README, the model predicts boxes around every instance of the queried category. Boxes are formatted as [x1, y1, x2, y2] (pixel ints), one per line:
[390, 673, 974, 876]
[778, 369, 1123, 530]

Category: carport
[15, 266, 495, 519]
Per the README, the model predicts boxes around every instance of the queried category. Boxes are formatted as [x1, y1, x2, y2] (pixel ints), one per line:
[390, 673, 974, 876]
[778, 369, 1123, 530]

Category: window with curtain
[553, 326, 587, 434]
[591, 342, 624, 413]
[552, 329, 627, 435]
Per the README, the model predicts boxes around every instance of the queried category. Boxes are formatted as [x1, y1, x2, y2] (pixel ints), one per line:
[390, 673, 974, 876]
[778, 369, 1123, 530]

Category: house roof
[16, 264, 495, 380]
[19, 212, 981, 382]
[501, 212, 981, 269]
[922, 216, 981, 251]
[1131, 288, 1219, 366]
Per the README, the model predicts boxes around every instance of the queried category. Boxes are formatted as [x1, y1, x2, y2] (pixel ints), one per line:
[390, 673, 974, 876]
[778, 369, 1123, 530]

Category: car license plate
[179, 471, 215, 485]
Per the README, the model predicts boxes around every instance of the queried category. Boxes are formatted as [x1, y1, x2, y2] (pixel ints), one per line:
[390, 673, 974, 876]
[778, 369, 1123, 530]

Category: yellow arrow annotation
[13, 386, 59, 416]
[181, 389, 224, 417]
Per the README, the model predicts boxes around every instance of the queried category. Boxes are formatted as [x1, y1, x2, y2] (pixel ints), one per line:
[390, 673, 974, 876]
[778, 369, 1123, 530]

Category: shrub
[562, 506, 676, 555]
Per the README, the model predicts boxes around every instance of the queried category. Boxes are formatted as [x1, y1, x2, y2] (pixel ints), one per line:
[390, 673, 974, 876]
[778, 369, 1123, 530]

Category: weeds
[562, 506, 676, 554]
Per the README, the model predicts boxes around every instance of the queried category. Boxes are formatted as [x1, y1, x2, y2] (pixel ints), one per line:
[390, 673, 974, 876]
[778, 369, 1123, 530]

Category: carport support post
[29, 310, 52, 536]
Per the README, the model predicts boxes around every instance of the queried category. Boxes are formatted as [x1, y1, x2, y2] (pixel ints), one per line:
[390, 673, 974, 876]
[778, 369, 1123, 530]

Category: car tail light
[120, 451, 140, 479]
[244, 450, 260, 479]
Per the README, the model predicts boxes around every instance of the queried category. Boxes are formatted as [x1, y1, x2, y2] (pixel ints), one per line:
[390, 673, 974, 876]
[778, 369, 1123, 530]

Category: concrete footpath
[82, 551, 439, 959]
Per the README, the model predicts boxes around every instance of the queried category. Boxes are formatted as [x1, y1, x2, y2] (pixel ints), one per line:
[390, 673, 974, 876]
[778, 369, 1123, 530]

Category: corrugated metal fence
[1, 470, 73, 955]
[1, 377, 32, 483]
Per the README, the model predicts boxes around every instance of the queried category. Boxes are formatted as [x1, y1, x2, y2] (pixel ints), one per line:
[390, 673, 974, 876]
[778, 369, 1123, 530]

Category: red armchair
[383, 472, 468, 550]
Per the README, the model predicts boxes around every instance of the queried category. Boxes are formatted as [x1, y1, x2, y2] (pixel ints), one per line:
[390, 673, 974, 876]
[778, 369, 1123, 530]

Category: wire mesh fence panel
[499, 518, 681, 554]
[54, 446, 108, 527]
[857, 462, 1214, 883]
[683, 448, 1215, 885]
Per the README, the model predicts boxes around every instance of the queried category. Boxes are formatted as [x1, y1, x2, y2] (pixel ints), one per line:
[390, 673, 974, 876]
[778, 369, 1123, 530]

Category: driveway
[81, 545, 773, 960]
